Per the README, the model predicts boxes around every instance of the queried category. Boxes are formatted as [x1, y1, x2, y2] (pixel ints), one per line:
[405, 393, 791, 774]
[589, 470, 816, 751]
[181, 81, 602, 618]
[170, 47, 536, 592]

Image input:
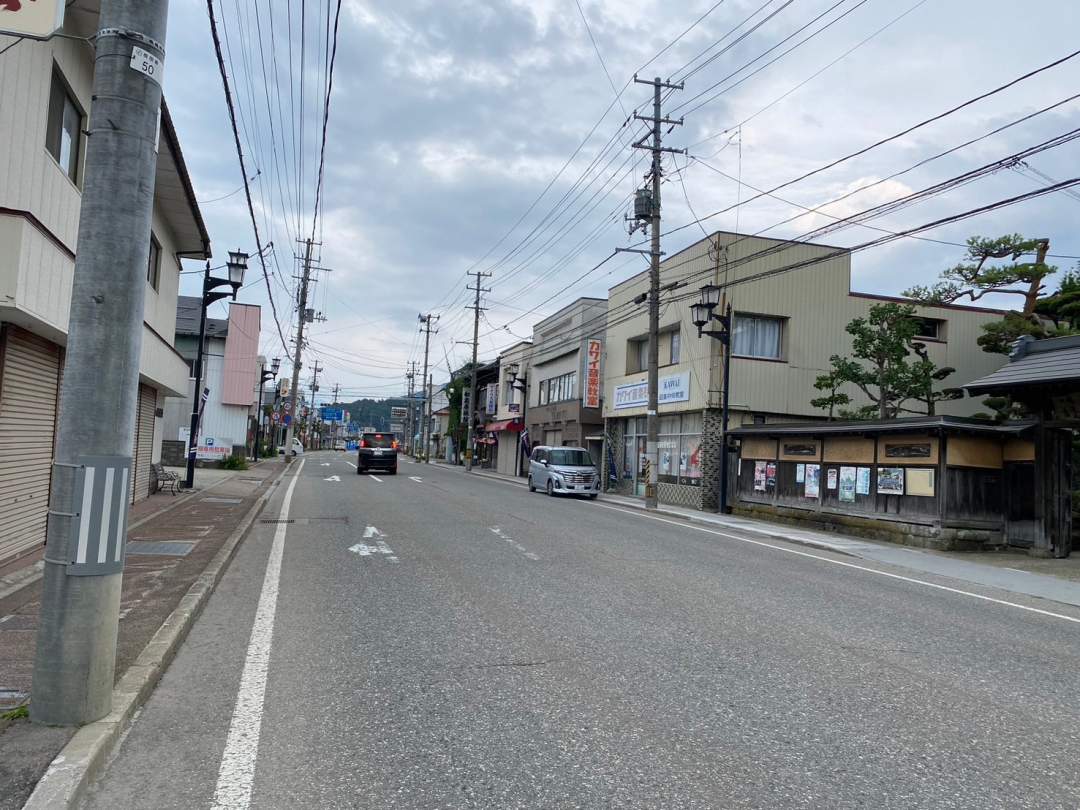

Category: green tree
[904, 234, 1057, 354]
[810, 367, 851, 420]
[811, 303, 959, 420]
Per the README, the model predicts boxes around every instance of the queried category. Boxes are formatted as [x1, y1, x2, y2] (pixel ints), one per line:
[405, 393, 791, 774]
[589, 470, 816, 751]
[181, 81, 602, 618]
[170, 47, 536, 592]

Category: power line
[206, 0, 290, 356]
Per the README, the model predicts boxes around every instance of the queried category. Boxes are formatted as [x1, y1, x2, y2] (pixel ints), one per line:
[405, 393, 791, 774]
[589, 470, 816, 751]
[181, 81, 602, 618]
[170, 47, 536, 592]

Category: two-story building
[160, 298, 261, 464]
[0, 8, 210, 570]
[525, 298, 607, 467]
[602, 231, 1010, 511]
[490, 341, 531, 477]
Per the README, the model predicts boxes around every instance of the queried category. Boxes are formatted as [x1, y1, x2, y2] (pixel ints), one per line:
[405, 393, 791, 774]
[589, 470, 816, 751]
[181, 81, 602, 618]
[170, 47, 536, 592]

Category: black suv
[357, 432, 398, 475]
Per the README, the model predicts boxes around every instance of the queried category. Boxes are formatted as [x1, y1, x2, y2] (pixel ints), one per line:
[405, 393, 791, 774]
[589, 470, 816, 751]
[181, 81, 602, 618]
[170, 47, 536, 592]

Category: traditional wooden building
[965, 334, 1080, 558]
[731, 416, 1042, 552]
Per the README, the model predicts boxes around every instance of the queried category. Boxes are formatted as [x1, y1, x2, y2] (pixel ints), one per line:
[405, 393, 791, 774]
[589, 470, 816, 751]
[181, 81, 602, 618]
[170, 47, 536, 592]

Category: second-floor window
[627, 338, 648, 373]
[732, 314, 784, 359]
[147, 235, 161, 290]
[669, 330, 681, 365]
[539, 371, 576, 405]
[46, 70, 83, 183]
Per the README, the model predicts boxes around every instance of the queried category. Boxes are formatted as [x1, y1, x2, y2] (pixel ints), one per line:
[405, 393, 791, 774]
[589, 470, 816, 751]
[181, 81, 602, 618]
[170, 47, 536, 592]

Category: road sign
[282, 400, 292, 413]
[321, 407, 344, 422]
[284, 414, 292, 426]
[271, 412, 280, 424]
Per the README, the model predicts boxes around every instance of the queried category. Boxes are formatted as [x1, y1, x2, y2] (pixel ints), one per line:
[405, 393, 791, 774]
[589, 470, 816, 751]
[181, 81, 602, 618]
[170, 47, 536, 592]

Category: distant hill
[332, 398, 410, 432]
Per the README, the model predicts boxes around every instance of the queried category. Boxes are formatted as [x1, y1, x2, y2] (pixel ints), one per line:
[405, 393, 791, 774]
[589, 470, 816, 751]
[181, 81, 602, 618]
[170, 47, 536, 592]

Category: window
[632, 413, 702, 487]
[669, 330, 681, 365]
[538, 380, 548, 406]
[46, 70, 83, 183]
[628, 338, 648, 373]
[732, 314, 783, 359]
[147, 235, 161, 290]
[539, 371, 577, 404]
[913, 317, 945, 341]
[549, 448, 592, 466]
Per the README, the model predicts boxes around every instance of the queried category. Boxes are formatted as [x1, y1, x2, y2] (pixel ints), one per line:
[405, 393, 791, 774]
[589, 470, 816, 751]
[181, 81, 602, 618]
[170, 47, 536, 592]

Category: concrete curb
[21, 464, 290, 810]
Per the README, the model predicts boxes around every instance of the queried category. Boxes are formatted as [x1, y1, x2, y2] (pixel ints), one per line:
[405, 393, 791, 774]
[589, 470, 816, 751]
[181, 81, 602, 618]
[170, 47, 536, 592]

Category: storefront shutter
[131, 384, 156, 503]
[0, 327, 61, 566]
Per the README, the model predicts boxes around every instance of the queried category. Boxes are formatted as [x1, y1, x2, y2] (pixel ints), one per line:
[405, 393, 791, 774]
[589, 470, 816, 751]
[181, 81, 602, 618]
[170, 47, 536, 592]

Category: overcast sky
[162, 0, 1080, 403]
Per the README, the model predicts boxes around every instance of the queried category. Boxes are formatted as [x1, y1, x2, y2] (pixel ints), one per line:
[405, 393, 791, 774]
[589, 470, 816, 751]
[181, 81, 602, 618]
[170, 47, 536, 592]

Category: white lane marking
[349, 539, 396, 559]
[409, 476, 423, 483]
[320, 463, 330, 467]
[344, 461, 357, 468]
[590, 503, 1080, 626]
[489, 526, 538, 561]
[363, 526, 385, 539]
[369, 475, 383, 483]
[211, 459, 305, 809]
[323, 475, 341, 482]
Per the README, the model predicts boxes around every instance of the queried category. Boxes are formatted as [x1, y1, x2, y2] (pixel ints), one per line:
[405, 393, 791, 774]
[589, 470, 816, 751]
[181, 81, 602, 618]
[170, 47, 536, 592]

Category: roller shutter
[131, 384, 156, 504]
[0, 326, 61, 566]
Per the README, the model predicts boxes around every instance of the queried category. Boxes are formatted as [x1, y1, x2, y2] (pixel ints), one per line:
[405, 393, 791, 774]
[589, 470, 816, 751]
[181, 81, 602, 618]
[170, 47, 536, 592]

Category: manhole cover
[202, 497, 243, 504]
[126, 541, 196, 557]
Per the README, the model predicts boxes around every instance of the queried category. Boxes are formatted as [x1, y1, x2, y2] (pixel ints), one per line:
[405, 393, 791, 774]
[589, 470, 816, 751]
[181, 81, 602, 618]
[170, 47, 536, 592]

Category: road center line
[590, 503, 1080, 626]
[211, 459, 305, 809]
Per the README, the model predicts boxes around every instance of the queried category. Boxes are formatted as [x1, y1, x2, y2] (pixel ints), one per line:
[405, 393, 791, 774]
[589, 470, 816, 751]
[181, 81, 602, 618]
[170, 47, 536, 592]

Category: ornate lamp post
[254, 356, 281, 460]
[691, 284, 734, 513]
[184, 251, 247, 489]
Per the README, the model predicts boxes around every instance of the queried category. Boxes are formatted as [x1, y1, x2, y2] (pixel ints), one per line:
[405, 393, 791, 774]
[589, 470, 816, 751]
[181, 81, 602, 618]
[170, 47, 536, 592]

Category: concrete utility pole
[31, 0, 171, 726]
[418, 314, 438, 462]
[405, 363, 416, 455]
[331, 382, 340, 447]
[308, 360, 323, 449]
[464, 271, 492, 472]
[284, 238, 315, 461]
[632, 75, 684, 510]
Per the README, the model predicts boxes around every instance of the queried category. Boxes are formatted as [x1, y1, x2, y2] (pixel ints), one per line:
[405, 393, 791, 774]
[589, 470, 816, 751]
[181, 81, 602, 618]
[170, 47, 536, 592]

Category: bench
[151, 462, 182, 495]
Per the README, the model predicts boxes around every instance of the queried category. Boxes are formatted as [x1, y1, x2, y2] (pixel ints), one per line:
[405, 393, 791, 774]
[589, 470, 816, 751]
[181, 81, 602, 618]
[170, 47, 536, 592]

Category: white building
[0, 7, 210, 570]
[161, 298, 262, 463]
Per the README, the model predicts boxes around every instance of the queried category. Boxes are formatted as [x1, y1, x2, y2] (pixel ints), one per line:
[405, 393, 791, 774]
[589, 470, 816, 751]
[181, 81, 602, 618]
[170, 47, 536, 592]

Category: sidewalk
[464, 466, 1080, 611]
[0, 459, 285, 810]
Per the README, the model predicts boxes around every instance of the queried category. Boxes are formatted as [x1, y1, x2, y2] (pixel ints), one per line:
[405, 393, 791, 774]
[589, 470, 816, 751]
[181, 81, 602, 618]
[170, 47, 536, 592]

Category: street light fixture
[254, 356, 281, 461]
[184, 250, 250, 489]
[692, 284, 735, 514]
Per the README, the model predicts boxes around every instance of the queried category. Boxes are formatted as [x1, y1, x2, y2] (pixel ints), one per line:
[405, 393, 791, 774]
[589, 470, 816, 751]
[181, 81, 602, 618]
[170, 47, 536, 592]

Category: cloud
[163, 0, 1080, 398]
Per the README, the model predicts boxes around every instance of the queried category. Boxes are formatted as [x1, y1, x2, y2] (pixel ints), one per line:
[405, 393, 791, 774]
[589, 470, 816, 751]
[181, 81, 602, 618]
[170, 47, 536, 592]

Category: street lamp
[184, 250, 248, 489]
[506, 364, 530, 477]
[692, 284, 734, 514]
[254, 356, 281, 461]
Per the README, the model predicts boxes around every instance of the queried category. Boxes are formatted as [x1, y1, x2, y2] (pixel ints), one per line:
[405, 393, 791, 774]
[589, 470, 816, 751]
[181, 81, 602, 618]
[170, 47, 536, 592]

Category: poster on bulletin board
[838, 466, 857, 503]
[796, 463, 805, 483]
[856, 467, 871, 495]
[804, 464, 820, 498]
[826, 468, 838, 490]
[877, 467, 904, 495]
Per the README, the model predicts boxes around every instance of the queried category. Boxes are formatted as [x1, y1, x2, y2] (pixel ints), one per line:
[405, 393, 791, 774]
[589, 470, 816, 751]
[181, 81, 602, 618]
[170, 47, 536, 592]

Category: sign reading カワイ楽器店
[0, 0, 65, 39]
[613, 372, 691, 409]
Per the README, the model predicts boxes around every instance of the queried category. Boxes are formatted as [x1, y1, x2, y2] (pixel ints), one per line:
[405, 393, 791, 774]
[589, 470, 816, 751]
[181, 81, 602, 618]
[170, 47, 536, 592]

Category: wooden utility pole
[418, 314, 438, 462]
[465, 271, 492, 472]
[284, 238, 315, 461]
[632, 75, 683, 510]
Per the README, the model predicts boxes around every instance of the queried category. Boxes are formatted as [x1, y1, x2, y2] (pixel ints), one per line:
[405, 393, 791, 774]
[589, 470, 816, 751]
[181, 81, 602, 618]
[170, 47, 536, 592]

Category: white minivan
[528, 446, 600, 498]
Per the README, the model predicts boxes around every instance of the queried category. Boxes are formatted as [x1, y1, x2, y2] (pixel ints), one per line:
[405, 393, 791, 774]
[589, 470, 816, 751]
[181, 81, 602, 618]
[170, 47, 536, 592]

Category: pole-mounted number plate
[67, 456, 132, 576]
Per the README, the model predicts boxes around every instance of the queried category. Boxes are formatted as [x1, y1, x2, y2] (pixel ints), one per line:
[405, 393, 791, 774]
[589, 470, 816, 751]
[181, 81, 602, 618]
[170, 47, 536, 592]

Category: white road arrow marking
[409, 476, 423, 483]
[350, 531, 397, 562]
[323, 475, 341, 482]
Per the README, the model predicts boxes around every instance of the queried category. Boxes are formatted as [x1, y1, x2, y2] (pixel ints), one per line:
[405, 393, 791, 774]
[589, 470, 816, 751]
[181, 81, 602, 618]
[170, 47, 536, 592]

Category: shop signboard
[584, 338, 602, 409]
[613, 372, 691, 409]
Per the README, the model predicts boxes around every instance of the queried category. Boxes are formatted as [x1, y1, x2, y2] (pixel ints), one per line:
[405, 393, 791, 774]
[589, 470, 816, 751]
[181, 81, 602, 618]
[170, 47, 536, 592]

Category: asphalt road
[81, 452, 1080, 809]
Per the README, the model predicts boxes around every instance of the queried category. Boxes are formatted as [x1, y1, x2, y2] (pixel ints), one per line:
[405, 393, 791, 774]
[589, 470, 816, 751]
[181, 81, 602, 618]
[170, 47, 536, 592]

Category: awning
[484, 419, 523, 432]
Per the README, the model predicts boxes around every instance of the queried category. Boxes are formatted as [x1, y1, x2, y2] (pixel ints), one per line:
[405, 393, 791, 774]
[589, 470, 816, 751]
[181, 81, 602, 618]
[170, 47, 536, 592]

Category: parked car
[277, 438, 304, 457]
[528, 446, 600, 498]
[333, 441, 347, 451]
[357, 431, 398, 474]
